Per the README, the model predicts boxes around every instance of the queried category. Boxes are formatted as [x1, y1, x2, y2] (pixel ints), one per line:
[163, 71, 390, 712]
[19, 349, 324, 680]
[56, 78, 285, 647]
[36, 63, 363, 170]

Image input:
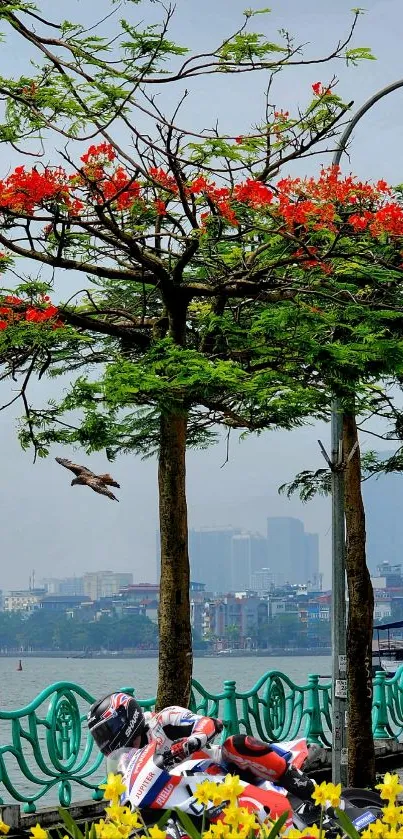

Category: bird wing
[87, 478, 119, 502]
[55, 457, 93, 478]
[98, 473, 120, 488]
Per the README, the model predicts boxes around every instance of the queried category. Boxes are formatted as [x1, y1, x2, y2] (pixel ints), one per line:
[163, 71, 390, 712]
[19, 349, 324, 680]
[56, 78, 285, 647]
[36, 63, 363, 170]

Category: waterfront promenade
[0, 666, 402, 819]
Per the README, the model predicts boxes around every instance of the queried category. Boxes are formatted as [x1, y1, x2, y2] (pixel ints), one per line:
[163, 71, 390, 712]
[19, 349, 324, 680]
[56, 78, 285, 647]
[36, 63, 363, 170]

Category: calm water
[0, 654, 332, 708]
[0, 656, 331, 807]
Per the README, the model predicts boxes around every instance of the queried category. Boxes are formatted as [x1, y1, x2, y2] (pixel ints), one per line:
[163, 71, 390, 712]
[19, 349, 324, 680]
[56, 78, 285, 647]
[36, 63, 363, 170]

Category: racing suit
[108, 705, 314, 800]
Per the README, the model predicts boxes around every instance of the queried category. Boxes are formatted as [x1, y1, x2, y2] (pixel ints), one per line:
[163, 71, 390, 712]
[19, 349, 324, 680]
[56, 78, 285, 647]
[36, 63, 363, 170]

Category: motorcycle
[118, 736, 383, 836]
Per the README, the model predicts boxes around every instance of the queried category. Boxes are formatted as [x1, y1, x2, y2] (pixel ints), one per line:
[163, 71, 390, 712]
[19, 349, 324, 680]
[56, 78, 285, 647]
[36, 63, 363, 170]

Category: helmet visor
[90, 711, 143, 755]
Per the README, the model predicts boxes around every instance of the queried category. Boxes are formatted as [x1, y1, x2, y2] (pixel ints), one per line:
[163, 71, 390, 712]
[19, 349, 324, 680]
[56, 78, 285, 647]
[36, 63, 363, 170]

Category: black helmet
[87, 692, 145, 756]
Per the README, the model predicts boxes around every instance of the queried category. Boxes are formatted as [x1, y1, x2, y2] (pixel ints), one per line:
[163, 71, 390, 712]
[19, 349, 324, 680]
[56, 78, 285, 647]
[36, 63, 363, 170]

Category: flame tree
[1, 7, 402, 781]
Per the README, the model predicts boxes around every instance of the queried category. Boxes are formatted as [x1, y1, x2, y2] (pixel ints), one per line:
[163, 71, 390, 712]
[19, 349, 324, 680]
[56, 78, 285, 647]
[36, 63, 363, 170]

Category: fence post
[305, 674, 324, 745]
[372, 670, 394, 740]
[223, 679, 239, 736]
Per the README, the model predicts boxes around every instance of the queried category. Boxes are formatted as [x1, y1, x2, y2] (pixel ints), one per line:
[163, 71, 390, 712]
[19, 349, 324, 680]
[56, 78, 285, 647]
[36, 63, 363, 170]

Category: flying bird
[55, 457, 120, 501]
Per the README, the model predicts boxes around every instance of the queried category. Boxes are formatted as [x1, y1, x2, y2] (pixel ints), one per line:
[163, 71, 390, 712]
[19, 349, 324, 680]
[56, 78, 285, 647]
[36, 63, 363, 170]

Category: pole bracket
[318, 439, 345, 472]
[318, 439, 358, 471]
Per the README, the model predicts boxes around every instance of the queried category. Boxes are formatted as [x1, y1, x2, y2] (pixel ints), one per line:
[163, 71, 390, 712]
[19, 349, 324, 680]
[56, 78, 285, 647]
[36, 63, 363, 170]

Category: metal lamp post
[330, 79, 403, 784]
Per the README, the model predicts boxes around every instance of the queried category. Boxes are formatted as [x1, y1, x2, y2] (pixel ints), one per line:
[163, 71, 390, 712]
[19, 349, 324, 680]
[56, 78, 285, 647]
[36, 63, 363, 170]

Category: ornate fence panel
[0, 667, 402, 809]
[372, 666, 403, 740]
[229, 672, 332, 747]
[0, 682, 103, 812]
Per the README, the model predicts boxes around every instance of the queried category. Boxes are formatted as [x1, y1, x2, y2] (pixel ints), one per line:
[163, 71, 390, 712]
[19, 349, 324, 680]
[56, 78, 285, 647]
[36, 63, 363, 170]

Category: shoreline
[0, 648, 331, 659]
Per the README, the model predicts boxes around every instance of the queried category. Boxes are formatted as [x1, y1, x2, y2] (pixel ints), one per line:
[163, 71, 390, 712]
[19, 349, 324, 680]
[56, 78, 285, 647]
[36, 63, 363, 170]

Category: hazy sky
[0, 0, 402, 591]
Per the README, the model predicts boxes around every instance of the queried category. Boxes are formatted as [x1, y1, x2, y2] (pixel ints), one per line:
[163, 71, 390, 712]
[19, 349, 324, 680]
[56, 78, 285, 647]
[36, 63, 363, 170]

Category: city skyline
[0, 0, 403, 590]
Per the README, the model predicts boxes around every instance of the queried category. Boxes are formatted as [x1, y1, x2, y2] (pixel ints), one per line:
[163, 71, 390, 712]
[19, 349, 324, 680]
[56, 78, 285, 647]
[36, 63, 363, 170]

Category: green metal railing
[0, 667, 402, 811]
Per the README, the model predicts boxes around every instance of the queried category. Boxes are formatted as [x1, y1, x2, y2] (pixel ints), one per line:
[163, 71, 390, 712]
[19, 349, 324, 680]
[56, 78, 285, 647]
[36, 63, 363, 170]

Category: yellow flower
[148, 828, 167, 839]
[386, 830, 403, 839]
[209, 783, 229, 807]
[326, 782, 341, 808]
[95, 820, 122, 839]
[221, 774, 244, 804]
[0, 822, 10, 836]
[288, 827, 321, 838]
[376, 773, 403, 804]
[223, 803, 242, 828]
[237, 807, 260, 834]
[310, 781, 341, 809]
[311, 782, 329, 808]
[99, 773, 127, 805]
[30, 826, 49, 839]
[105, 804, 126, 823]
[104, 803, 141, 829]
[381, 804, 402, 827]
[194, 780, 214, 806]
[121, 809, 142, 829]
[362, 824, 388, 839]
[203, 825, 227, 839]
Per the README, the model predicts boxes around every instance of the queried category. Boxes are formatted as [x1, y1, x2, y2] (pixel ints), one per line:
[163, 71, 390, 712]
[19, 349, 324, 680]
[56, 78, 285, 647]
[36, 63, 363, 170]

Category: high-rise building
[230, 533, 268, 590]
[250, 567, 273, 593]
[41, 576, 84, 596]
[267, 517, 319, 586]
[82, 571, 133, 600]
[189, 527, 240, 593]
[231, 534, 252, 591]
[304, 533, 320, 584]
[363, 472, 403, 573]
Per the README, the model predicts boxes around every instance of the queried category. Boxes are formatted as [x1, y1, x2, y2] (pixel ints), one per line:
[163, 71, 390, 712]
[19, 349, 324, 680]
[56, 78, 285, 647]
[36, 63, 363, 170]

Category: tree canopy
[1, 2, 403, 728]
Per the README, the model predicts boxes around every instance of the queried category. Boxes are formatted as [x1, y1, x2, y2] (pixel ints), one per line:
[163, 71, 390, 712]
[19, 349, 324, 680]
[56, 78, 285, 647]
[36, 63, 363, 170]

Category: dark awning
[374, 620, 403, 631]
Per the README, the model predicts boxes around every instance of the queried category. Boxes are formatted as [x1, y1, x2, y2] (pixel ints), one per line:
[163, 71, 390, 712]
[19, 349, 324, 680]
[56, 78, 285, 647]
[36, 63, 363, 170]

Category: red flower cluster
[154, 198, 166, 216]
[80, 142, 116, 166]
[0, 166, 72, 215]
[0, 295, 63, 331]
[149, 166, 179, 194]
[234, 179, 273, 208]
[101, 168, 141, 210]
[312, 82, 331, 96]
[188, 176, 209, 194]
[274, 166, 403, 236]
[1, 141, 403, 243]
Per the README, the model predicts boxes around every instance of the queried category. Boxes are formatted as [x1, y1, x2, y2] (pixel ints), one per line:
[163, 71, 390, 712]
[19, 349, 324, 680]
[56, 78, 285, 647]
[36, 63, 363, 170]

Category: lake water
[0, 654, 332, 708]
[0, 656, 331, 808]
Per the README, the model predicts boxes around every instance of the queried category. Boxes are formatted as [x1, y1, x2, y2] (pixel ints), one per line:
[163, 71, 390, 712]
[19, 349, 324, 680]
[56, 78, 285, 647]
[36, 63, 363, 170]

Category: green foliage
[219, 32, 288, 62]
[0, 0, 399, 474]
[0, 609, 158, 652]
[243, 8, 272, 18]
[278, 469, 331, 503]
[278, 446, 403, 503]
[345, 46, 376, 64]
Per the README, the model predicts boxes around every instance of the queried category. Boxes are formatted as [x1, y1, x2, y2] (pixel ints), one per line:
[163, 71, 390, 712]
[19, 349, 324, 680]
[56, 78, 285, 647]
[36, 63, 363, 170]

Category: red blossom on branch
[148, 166, 179, 194]
[0, 296, 63, 331]
[234, 179, 274, 208]
[0, 145, 401, 244]
[80, 142, 116, 166]
[154, 198, 167, 216]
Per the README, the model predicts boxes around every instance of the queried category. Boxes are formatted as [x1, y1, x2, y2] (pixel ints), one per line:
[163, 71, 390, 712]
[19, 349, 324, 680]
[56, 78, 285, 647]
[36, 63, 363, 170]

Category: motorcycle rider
[87, 691, 315, 800]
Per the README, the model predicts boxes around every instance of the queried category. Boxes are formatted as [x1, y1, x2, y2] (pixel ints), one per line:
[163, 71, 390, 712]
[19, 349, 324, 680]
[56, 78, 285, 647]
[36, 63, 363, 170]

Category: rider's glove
[170, 734, 207, 761]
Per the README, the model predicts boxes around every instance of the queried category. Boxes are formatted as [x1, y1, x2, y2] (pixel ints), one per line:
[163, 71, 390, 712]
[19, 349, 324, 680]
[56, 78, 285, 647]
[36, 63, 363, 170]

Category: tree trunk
[156, 407, 192, 709]
[343, 411, 375, 787]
